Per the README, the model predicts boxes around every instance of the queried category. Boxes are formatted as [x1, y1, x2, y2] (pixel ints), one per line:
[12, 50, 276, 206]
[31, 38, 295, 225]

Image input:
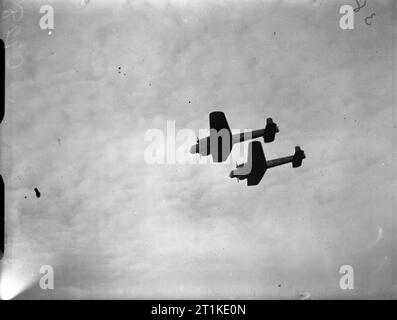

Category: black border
[0, 300, 393, 318]
[0, 37, 5, 260]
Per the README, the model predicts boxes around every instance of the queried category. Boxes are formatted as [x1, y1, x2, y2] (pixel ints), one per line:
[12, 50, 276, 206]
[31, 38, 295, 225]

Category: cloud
[1, 0, 394, 298]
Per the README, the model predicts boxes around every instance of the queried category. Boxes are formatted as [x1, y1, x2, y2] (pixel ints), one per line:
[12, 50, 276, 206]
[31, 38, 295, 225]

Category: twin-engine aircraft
[189, 111, 279, 162]
[229, 142, 306, 186]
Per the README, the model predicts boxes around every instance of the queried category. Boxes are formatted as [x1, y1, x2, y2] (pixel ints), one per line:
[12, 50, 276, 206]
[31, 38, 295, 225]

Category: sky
[0, 0, 395, 299]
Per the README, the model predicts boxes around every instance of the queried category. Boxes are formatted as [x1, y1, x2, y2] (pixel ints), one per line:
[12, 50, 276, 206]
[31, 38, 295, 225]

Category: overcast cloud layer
[1, 0, 395, 299]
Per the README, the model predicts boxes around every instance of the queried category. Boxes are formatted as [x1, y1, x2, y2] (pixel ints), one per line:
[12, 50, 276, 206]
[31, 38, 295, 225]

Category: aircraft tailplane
[292, 146, 305, 168]
[263, 118, 279, 143]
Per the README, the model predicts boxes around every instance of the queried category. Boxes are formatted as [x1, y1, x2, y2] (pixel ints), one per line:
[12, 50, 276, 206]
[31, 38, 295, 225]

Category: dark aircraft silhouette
[189, 111, 279, 162]
[229, 141, 306, 186]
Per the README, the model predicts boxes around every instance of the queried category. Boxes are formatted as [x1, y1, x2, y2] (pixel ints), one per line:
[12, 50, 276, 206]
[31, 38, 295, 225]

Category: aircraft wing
[209, 111, 231, 133]
[211, 148, 231, 162]
[247, 141, 266, 172]
[247, 173, 265, 186]
[209, 112, 232, 162]
[246, 141, 266, 185]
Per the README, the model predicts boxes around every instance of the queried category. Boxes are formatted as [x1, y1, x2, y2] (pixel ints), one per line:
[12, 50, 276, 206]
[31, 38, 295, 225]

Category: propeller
[196, 136, 201, 158]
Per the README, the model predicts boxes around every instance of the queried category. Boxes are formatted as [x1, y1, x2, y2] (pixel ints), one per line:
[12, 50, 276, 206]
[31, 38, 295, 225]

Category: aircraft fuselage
[190, 128, 267, 156]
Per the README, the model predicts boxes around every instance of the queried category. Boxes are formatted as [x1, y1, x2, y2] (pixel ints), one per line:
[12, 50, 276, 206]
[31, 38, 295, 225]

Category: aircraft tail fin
[263, 118, 279, 143]
[292, 146, 305, 168]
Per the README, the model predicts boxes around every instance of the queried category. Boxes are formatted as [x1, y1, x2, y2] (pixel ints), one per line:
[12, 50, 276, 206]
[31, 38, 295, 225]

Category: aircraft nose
[229, 171, 234, 178]
[189, 144, 197, 154]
